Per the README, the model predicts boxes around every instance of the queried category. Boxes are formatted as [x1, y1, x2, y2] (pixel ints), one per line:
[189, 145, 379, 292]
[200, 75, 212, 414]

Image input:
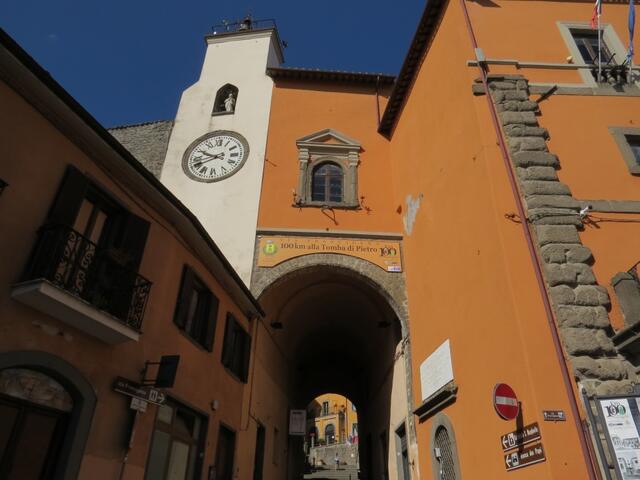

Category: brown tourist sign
[257, 236, 402, 272]
[500, 422, 541, 451]
[503, 442, 546, 472]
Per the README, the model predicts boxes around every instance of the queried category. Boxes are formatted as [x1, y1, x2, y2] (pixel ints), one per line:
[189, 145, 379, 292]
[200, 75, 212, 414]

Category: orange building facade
[3, 0, 640, 478]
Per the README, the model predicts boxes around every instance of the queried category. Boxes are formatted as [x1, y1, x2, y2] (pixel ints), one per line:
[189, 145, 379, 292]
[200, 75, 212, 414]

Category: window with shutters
[14, 165, 152, 342]
[173, 266, 219, 351]
[221, 313, 251, 382]
[610, 127, 640, 175]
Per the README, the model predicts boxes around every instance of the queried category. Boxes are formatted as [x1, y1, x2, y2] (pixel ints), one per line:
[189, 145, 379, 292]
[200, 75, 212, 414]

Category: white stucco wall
[161, 30, 281, 285]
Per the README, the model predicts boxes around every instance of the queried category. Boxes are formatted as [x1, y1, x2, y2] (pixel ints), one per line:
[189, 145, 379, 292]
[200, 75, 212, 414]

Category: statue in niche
[224, 91, 236, 112]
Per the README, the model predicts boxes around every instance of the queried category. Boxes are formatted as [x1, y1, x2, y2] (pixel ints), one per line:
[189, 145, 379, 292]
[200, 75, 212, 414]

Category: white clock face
[182, 131, 249, 182]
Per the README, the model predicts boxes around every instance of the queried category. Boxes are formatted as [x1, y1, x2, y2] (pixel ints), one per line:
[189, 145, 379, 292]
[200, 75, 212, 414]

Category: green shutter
[204, 293, 219, 352]
[47, 165, 89, 226]
[174, 266, 195, 329]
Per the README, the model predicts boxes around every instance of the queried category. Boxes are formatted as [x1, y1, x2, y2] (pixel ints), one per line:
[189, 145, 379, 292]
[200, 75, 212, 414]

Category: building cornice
[267, 66, 395, 85]
[378, 0, 448, 135]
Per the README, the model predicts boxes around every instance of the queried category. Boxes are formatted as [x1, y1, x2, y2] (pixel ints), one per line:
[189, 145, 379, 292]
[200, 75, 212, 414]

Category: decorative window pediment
[295, 129, 361, 208]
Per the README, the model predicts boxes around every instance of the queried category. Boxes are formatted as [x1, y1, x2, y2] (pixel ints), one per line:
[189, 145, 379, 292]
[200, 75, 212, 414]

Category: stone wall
[477, 75, 637, 396]
[309, 443, 359, 467]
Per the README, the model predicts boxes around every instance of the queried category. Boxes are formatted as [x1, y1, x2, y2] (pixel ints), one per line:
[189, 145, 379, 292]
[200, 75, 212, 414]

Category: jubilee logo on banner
[599, 398, 640, 479]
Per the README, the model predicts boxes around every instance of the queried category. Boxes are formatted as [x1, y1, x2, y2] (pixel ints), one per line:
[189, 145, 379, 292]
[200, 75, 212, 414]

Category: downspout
[457, 0, 599, 478]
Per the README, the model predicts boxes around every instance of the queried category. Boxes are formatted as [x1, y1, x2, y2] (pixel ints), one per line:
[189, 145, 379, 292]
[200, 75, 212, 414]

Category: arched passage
[250, 253, 417, 480]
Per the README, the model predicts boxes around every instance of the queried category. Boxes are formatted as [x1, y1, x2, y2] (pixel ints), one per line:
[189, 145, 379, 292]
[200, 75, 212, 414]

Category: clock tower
[160, 19, 284, 285]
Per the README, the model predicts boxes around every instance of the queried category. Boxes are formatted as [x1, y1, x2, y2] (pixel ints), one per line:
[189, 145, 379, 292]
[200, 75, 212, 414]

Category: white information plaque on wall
[419, 339, 454, 401]
[289, 409, 307, 436]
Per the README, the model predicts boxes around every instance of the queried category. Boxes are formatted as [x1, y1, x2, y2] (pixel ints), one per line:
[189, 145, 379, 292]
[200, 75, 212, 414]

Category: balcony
[11, 224, 151, 343]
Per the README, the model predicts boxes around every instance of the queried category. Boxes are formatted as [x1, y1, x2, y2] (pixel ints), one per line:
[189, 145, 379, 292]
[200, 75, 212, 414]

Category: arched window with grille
[430, 414, 463, 480]
[311, 162, 343, 204]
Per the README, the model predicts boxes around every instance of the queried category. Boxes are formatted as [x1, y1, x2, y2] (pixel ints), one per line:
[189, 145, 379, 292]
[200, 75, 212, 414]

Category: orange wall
[0, 80, 252, 479]
[258, 81, 400, 234]
[467, 0, 640, 85]
[467, 0, 640, 333]
[388, 0, 593, 478]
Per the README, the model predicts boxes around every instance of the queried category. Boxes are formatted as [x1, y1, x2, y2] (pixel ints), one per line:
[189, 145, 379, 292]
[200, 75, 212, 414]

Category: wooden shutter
[117, 213, 150, 271]
[47, 165, 89, 226]
[174, 266, 195, 329]
[221, 314, 235, 368]
[204, 293, 219, 352]
[241, 328, 251, 383]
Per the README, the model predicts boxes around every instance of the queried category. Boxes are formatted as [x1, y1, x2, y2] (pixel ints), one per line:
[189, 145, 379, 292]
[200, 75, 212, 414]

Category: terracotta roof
[378, 0, 448, 135]
[267, 66, 395, 85]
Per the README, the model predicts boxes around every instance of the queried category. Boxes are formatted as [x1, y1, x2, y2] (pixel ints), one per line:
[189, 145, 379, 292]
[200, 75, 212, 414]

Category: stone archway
[251, 252, 417, 480]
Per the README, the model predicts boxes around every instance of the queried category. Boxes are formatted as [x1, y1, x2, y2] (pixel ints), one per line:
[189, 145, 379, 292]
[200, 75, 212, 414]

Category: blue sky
[2, 1, 425, 127]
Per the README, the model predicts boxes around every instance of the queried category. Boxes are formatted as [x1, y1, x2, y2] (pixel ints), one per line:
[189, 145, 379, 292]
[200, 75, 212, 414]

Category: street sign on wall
[493, 383, 519, 420]
[113, 377, 166, 405]
[500, 422, 541, 451]
[504, 443, 546, 471]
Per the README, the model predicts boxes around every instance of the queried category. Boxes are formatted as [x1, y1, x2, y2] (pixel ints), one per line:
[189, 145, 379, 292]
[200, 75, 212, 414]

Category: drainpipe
[457, 0, 599, 478]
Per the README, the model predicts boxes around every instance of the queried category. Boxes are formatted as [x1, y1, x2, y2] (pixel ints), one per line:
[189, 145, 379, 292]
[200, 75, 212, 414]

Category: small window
[145, 399, 206, 480]
[221, 314, 251, 382]
[627, 135, 640, 165]
[311, 163, 343, 203]
[213, 84, 238, 115]
[173, 266, 219, 351]
[322, 401, 329, 416]
[571, 29, 613, 64]
[434, 427, 457, 480]
[609, 127, 640, 175]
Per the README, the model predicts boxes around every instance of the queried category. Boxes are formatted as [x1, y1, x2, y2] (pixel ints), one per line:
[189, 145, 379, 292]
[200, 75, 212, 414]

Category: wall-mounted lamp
[0, 179, 8, 196]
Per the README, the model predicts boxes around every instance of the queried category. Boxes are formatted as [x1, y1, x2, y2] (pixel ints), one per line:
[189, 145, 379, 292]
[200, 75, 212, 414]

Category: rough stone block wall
[109, 120, 174, 178]
[479, 75, 637, 395]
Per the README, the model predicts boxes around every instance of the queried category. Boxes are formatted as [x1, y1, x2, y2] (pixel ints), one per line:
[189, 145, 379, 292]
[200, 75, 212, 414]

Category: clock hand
[192, 153, 224, 167]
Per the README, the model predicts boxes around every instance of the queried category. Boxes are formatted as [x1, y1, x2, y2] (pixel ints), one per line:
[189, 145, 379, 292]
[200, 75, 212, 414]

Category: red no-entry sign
[494, 383, 519, 420]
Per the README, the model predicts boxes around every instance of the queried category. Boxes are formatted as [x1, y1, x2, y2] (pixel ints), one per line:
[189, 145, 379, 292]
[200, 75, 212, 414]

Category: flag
[628, 0, 636, 63]
[591, 0, 602, 29]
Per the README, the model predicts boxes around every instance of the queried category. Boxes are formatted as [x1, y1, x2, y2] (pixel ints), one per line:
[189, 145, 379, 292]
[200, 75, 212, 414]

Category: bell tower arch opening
[250, 255, 416, 480]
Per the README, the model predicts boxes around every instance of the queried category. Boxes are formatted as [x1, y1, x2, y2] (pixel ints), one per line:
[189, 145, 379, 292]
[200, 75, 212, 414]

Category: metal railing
[212, 18, 278, 35]
[23, 224, 152, 330]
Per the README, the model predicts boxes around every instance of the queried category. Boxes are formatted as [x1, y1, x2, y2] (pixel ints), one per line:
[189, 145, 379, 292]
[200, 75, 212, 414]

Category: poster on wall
[598, 396, 640, 479]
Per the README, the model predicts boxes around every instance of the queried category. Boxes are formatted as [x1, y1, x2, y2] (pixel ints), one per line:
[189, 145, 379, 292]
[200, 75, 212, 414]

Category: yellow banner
[257, 236, 402, 272]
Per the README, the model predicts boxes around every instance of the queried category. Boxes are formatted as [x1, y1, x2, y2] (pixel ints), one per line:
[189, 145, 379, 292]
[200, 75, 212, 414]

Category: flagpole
[598, 9, 602, 83]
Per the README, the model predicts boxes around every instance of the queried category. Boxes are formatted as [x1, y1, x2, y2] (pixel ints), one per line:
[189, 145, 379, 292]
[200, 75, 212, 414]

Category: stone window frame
[609, 126, 640, 175]
[429, 413, 463, 480]
[295, 128, 361, 209]
[557, 21, 631, 87]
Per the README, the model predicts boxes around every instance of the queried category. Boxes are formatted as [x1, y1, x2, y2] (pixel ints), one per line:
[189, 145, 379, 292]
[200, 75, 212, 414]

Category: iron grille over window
[311, 163, 343, 203]
[435, 426, 457, 480]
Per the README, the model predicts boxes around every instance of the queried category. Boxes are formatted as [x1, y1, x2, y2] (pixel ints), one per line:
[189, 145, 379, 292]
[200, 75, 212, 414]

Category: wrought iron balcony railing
[23, 224, 151, 331]
[589, 63, 634, 86]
